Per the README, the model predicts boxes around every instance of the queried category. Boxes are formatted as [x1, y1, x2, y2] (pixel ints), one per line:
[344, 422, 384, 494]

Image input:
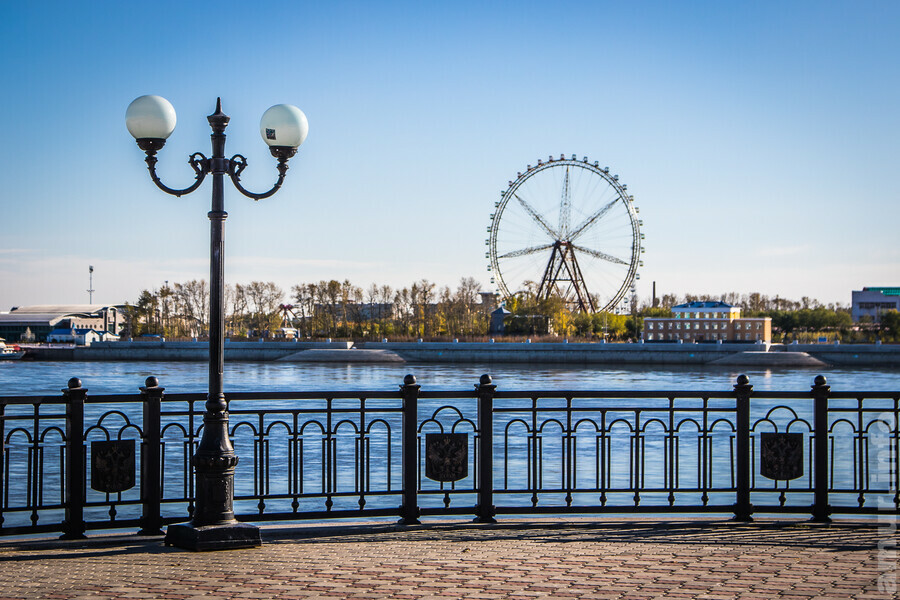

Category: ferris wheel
[487, 155, 643, 313]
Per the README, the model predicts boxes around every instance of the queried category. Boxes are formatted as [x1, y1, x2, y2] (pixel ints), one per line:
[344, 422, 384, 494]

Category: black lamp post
[127, 95, 307, 550]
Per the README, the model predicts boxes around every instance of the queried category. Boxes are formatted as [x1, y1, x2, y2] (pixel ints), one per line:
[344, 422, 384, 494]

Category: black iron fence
[1, 374, 897, 538]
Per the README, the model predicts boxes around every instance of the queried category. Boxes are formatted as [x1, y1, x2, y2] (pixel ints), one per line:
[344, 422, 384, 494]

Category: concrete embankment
[362, 341, 900, 367]
[22, 340, 900, 367]
[782, 342, 900, 367]
[276, 348, 405, 363]
[28, 341, 354, 362]
[708, 351, 827, 367]
[363, 341, 756, 365]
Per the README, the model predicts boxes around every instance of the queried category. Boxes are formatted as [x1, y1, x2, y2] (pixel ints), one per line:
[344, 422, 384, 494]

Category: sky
[1, 1, 898, 311]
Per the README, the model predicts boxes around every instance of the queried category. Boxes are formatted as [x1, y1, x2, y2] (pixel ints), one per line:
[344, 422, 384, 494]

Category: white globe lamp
[259, 104, 308, 149]
[126, 95, 177, 141]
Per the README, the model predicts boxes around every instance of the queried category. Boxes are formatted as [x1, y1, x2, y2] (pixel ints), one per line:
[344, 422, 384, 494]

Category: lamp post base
[164, 521, 261, 551]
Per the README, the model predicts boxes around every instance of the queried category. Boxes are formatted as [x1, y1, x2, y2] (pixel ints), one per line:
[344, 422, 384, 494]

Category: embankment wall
[22, 340, 900, 367]
[364, 341, 900, 366]
[28, 341, 352, 361]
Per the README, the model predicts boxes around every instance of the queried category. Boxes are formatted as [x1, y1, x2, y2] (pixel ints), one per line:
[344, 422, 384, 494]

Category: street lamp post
[127, 95, 308, 550]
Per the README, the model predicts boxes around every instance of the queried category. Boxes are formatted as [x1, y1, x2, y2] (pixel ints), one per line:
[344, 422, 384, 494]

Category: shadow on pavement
[0, 519, 885, 559]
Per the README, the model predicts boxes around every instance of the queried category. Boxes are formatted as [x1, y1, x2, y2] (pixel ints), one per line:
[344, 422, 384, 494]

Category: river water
[1, 360, 899, 395]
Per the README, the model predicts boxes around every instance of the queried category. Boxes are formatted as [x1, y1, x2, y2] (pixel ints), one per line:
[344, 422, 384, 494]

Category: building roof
[862, 287, 900, 297]
[0, 313, 70, 325]
[48, 328, 103, 335]
[9, 304, 120, 315]
[0, 305, 124, 326]
[672, 301, 735, 310]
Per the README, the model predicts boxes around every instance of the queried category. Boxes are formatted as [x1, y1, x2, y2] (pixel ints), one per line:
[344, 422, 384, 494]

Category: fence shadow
[262, 518, 883, 552]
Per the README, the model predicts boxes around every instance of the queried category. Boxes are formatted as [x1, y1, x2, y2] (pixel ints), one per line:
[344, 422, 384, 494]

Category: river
[1, 360, 898, 395]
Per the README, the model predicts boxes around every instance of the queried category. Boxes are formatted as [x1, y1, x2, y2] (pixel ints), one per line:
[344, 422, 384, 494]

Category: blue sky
[1, 1, 897, 310]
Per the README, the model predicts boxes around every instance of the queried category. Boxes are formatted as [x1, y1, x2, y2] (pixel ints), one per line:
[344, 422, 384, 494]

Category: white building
[643, 301, 772, 343]
[0, 305, 124, 342]
[47, 328, 104, 346]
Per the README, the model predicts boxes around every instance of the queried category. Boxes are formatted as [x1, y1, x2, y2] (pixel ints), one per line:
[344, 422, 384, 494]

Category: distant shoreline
[18, 340, 900, 368]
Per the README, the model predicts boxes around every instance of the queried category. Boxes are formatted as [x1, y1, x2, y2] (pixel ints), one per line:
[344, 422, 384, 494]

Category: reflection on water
[1, 360, 898, 395]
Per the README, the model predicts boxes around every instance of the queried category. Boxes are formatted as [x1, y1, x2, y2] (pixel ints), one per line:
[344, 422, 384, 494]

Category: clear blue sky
[1, 1, 897, 310]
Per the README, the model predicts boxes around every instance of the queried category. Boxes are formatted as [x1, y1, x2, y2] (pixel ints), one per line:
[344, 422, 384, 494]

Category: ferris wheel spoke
[559, 168, 571, 238]
[514, 194, 559, 239]
[498, 243, 554, 259]
[568, 198, 619, 241]
[571, 243, 628, 265]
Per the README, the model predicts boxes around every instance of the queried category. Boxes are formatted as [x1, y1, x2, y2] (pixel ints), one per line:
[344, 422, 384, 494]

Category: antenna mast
[87, 265, 95, 303]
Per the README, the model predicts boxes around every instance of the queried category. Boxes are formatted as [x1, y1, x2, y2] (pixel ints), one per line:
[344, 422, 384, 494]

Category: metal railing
[1, 374, 897, 538]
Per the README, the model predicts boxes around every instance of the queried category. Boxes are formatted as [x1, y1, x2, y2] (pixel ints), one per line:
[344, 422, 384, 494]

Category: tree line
[123, 277, 490, 340]
[122, 282, 900, 343]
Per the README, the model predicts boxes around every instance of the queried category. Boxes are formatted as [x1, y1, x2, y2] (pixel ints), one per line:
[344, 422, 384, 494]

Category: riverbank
[19, 340, 900, 367]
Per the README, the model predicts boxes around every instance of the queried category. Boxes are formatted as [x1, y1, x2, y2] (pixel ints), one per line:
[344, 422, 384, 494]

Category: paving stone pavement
[0, 519, 896, 600]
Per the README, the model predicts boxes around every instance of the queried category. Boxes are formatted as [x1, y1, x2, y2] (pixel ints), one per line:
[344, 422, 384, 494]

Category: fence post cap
[67, 377, 82, 389]
[145, 376, 159, 388]
[813, 375, 827, 387]
[403, 374, 417, 386]
[735, 374, 750, 386]
[479, 374, 493, 386]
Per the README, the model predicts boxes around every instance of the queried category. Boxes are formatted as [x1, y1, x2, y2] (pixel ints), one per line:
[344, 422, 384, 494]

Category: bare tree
[174, 280, 209, 336]
[245, 281, 284, 337]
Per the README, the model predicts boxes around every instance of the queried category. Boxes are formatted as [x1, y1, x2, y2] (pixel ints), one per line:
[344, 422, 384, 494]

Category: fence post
[61, 378, 87, 540]
[139, 376, 164, 536]
[474, 374, 497, 523]
[733, 374, 753, 522]
[398, 374, 420, 525]
[811, 375, 832, 523]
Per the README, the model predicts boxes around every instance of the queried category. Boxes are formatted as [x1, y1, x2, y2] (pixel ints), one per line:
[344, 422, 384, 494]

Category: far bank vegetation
[122, 280, 899, 343]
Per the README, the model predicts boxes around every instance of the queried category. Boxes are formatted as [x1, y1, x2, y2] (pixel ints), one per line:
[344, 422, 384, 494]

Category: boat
[0, 340, 25, 360]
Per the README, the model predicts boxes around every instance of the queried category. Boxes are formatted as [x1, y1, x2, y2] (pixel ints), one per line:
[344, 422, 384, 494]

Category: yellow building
[643, 301, 771, 343]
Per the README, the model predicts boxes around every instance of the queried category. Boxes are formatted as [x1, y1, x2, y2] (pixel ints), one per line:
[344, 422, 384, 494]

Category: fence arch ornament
[0, 373, 897, 540]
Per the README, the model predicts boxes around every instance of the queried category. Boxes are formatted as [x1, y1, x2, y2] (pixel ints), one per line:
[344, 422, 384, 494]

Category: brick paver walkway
[0, 519, 895, 599]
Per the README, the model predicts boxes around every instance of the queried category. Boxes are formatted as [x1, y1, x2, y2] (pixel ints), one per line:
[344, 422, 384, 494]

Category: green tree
[880, 310, 900, 341]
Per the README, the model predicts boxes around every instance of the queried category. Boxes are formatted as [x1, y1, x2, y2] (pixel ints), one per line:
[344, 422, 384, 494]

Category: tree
[174, 280, 209, 337]
[879, 310, 900, 342]
[245, 281, 284, 337]
[135, 289, 157, 335]
[228, 283, 250, 338]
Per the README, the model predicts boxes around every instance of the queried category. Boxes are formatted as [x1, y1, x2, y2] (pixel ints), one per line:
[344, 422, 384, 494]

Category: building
[0, 305, 125, 343]
[47, 328, 119, 346]
[489, 306, 511, 334]
[643, 301, 772, 343]
[851, 287, 900, 322]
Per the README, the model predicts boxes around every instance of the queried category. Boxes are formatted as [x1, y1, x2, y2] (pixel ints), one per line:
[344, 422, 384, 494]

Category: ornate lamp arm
[227, 146, 296, 200]
[137, 139, 209, 198]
